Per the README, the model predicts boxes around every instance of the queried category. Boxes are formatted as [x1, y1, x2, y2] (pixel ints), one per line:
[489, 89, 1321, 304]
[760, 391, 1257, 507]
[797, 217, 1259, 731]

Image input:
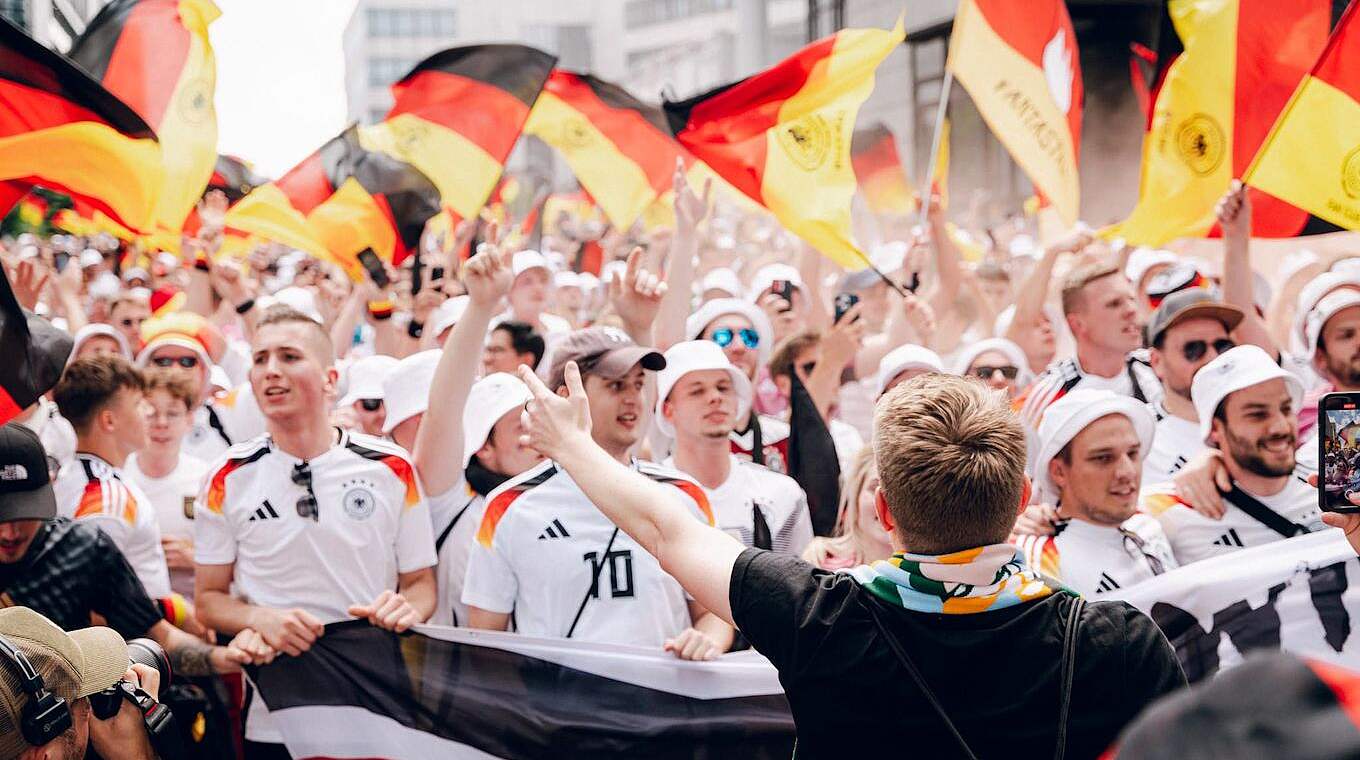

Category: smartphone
[53, 251, 69, 272]
[1320, 392, 1360, 513]
[771, 279, 796, 301]
[430, 266, 445, 282]
[357, 248, 390, 288]
[834, 292, 860, 323]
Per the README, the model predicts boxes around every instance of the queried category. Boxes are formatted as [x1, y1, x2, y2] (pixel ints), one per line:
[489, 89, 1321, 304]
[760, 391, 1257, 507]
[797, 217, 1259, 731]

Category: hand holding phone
[834, 292, 860, 324]
[1320, 392, 1360, 513]
[357, 249, 390, 289]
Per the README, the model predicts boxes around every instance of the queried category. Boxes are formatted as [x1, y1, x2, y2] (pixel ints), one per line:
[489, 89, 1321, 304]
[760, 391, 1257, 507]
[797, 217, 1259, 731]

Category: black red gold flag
[851, 124, 914, 216]
[0, 266, 73, 424]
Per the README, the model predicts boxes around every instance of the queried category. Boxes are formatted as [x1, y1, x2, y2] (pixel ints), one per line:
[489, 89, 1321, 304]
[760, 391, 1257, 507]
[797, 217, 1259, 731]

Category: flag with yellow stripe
[1244, 2, 1360, 231]
[664, 21, 903, 270]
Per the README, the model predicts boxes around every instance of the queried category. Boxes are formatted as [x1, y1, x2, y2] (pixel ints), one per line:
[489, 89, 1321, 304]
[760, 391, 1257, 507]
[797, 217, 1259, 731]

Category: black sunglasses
[1182, 338, 1235, 363]
[152, 356, 198, 369]
[291, 462, 319, 522]
[972, 365, 1019, 380]
[358, 398, 383, 412]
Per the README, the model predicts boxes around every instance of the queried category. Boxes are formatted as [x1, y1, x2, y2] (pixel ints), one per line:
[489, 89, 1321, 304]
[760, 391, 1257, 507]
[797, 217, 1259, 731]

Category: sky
[210, 0, 359, 177]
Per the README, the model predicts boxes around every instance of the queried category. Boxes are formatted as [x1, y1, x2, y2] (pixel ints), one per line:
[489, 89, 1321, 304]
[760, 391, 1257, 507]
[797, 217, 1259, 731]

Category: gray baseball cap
[1145, 288, 1244, 348]
[547, 327, 665, 391]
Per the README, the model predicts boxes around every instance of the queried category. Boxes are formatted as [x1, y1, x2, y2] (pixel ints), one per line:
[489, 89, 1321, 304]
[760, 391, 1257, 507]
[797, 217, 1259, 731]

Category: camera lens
[126, 637, 172, 688]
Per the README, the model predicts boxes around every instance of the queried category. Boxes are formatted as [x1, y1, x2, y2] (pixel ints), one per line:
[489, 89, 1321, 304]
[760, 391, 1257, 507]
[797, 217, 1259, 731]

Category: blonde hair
[873, 373, 1026, 554]
[1060, 263, 1121, 316]
[802, 446, 888, 569]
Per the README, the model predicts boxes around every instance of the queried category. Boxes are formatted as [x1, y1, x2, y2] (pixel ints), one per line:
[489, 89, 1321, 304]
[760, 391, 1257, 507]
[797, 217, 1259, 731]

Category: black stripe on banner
[399, 44, 558, 109]
[65, 0, 138, 82]
[248, 621, 795, 760]
[0, 267, 72, 413]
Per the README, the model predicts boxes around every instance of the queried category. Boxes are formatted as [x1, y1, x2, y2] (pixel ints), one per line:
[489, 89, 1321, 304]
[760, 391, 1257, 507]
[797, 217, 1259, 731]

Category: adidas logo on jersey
[1212, 528, 1245, 548]
[537, 519, 570, 540]
[1095, 573, 1121, 593]
[248, 500, 281, 522]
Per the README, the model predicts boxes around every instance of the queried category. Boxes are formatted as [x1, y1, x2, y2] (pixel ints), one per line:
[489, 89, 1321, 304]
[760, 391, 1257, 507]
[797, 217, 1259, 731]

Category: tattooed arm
[147, 620, 255, 675]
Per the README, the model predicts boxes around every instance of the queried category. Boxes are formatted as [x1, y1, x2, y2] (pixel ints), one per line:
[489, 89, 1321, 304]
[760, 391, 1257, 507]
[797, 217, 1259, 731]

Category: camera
[87, 638, 182, 757]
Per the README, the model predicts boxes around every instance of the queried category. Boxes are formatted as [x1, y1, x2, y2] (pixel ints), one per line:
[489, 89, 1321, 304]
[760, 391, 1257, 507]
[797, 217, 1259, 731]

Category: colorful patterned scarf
[848, 544, 1059, 614]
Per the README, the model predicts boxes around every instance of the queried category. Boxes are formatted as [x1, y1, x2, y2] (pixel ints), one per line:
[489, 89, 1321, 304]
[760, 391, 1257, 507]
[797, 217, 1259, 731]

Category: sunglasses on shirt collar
[711, 327, 760, 350]
[291, 462, 319, 521]
[358, 398, 383, 412]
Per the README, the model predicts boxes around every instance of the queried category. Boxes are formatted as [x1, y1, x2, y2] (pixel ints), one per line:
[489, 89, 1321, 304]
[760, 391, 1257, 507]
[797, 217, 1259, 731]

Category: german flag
[68, 0, 219, 233]
[0, 266, 73, 424]
[209, 154, 266, 203]
[851, 123, 914, 216]
[1110, 0, 1338, 245]
[225, 125, 441, 281]
[359, 44, 555, 222]
[1244, 2, 1360, 231]
[664, 21, 903, 271]
[947, 0, 1082, 225]
[0, 16, 162, 232]
[526, 69, 691, 231]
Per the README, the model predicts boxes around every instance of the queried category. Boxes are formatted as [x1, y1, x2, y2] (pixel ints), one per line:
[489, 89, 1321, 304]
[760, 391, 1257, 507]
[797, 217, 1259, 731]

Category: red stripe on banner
[0, 79, 116, 135]
[99, 0, 190, 127]
[970, 0, 1057, 68]
[1309, 0, 1360, 97]
[549, 71, 685, 195]
[275, 153, 334, 216]
[389, 70, 529, 164]
[370, 193, 408, 265]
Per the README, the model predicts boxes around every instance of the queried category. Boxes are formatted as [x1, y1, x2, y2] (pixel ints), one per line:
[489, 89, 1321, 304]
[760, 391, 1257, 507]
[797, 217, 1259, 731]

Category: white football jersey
[662, 455, 812, 555]
[1141, 406, 1205, 486]
[462, 460, 713, 647]
[1016, 515, 1177, 597]
[123, 452, 208, 598]
[426, 479, 487, 627]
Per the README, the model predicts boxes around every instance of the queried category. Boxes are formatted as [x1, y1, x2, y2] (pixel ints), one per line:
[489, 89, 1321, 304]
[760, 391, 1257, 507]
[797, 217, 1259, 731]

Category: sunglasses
[711, 327, 760, 350]
[972, 365, 1019, 380]
[1181, 338, 1235, 363]
[359, 398, 383, 412]
[119, 318, 143, 328]
[291, 462, 319, 522]
[799, 361, 817, 376]
[152, 356, 198, 369]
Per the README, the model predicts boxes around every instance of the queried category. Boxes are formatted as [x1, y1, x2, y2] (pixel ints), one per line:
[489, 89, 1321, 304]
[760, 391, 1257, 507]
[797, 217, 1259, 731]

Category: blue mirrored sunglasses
[711, 327, 760, 350]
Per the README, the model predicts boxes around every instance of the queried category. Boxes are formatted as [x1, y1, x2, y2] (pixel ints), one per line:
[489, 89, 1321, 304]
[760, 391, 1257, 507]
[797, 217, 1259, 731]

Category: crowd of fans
[5, 161, 1360, 757]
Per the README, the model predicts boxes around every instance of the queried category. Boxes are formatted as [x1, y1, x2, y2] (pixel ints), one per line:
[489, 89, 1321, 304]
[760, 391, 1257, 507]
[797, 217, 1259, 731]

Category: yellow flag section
[149, 0, 219, 232]
[666, 21, 903, 271]
[948, 0, 1082, 225]
[1244, 3, 1360, 231]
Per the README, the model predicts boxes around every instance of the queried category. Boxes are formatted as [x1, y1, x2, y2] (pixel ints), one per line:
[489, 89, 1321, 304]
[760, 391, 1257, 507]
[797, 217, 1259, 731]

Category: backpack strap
[1221, 486, 1308, 539]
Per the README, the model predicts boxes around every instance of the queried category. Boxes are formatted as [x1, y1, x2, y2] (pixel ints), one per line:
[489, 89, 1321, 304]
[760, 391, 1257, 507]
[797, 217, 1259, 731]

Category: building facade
[1, 0, 106, 51]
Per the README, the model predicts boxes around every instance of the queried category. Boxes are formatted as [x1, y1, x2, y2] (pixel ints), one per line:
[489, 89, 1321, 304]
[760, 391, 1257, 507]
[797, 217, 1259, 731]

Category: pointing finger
[517, 363, 553, 400]
[565, 361, 587, 400]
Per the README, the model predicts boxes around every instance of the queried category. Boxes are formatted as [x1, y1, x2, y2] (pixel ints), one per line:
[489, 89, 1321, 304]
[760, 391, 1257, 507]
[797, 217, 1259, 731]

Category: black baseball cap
[0, 424, 57, 523]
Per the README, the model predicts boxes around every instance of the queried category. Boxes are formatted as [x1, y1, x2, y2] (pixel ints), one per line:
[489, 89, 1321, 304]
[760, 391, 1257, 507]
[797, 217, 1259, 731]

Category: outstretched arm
[517, 363, 744, 625]
[655, 160, 711, 351]
[1216, 180, 1277, 356]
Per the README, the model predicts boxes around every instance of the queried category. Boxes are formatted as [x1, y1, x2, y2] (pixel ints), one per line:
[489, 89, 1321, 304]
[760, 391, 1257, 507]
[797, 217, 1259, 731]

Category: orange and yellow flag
[1244, 2, 1360, 231]
[948, 0, 1082, 225]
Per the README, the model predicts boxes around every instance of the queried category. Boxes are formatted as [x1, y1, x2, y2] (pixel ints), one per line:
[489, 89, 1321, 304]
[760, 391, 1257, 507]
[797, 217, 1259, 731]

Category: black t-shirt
[0, 518, 162, 637]
[730, 549, 1187, 759]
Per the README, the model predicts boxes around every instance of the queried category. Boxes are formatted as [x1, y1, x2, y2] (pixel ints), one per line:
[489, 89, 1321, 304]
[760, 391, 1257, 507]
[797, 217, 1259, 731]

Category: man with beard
[1140, 346, 1325, 565]
[657, 341, 812, 555]
[1016, 390, 1176, 596]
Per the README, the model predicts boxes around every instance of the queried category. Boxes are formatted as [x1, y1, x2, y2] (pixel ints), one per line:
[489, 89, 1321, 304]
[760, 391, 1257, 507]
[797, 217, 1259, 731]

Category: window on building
[625, 0, 732, 29]
[369, 57, 416, 87]
[0, 0, 24, 29]
[367, 7, 456, 38]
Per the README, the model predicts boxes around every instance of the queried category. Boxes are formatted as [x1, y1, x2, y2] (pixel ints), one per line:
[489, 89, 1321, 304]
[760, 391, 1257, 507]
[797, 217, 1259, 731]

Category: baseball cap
[462, 373, 533, 467]
[512, 250, 551, 278]
[78, 249, 103, 269]
[429, 295, 469, 340]
[874, 344, 945, 398]
[258, 286, 323, 324]
[1305, 290, 1360, 361]
[0, 425, 57, 523]
[699, 268, 743, 299]
[1191, 344, 1303, 445]
[338, 354, 400, 408]
[653, 341, 753, 438]
[69, 323, 131, 362]
[685, 298, 775, 364]
[381, 349, 442, 435]
[1144, 288, 1244, 348]
[0, 607, 127, 757]
[546, 327, 665, 391]
[1033, 389, 1156, 504]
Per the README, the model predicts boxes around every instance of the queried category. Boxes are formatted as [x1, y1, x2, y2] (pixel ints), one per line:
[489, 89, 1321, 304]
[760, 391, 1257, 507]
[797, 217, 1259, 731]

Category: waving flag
[68, 0, 220, 233]
[1244, 2, 1360, 232]
[1111, 0, 1335, 245]
[0, 17, 162, 231]
[664, 21, 903, 271]
[207, 154, 267, 202]
[851, 124, 914, 215]
[526, 70, 692, 231]
[360, 44, 556, 223]
[250, 621, 794, 760]
[0, 268, 73, 424]
[226, 125, 441, 280]
[947, 0, 1082, 225]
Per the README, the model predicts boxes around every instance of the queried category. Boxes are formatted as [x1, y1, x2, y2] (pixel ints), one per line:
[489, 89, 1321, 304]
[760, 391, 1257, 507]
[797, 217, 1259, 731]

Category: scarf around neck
[848, 544, 1060, 614]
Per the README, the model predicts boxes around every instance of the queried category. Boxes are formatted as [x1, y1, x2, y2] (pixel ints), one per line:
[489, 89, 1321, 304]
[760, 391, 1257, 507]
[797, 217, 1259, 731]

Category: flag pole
[918, 69, 953, 228]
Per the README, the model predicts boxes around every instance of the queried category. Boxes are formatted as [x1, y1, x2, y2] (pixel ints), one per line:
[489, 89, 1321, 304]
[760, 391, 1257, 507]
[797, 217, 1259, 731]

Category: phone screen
[834, 292, 859, 323]
[1320, 392, 1360, 513]
[357, 249, 390, 288]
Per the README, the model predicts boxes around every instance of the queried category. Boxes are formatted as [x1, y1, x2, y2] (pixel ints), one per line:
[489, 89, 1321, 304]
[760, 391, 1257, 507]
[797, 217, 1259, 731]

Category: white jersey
[53, 453, 172, 599]
[194, 430, 437, 744]
[1016, 515, 1177, 597]
[124, 452, 208, 598]
[462, 460, 712, 647]
[427, 479, 487, 627]
[1018, 353, 1162, 432]
[14, 398, 75, 480]
[1142, 405, 1205, 486]
[662, 455, 812, 555]
[182, 384, 267, 464]
[1141, 469, 1327, 566]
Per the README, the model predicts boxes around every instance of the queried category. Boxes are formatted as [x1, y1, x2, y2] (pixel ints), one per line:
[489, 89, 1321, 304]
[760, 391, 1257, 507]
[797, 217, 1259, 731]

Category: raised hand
[1215, 179, 1251, 239]
[608, 246, 667, 338]
[197, 189, 229, 239]
[463, 224, 514, 308]
[7, 258, 50, 311]
[1046, 224, 1094, 256]
[673, 157, 713, 231]
[518, 361, 593, 462]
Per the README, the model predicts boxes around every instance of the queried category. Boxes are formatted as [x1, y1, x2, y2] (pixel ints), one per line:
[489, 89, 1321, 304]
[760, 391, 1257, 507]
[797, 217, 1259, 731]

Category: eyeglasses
[359, 398, 383, 412]
[291, 462, 319, 522]
[972, 365, 1019, 380]
[711, 327, 760, 350]
[1181, 338, 1235, 363]
[152, 356, 198, 369]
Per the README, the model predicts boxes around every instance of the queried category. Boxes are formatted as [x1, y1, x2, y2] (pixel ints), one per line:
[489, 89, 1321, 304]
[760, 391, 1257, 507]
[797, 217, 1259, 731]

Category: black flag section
[0, 266, 72, 424]
[786, 372, 841, 537]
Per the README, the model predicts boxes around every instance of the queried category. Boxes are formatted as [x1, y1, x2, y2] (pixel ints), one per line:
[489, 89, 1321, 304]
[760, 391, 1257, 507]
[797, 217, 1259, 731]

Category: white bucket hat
[1191, 344, 1304, 445]
[654, 341, 753, 438]
[461, 372, 534, 467]
[1034, 389, 1156, 504]
[380, 349, 442, 434]
[874, 344, 945, 398]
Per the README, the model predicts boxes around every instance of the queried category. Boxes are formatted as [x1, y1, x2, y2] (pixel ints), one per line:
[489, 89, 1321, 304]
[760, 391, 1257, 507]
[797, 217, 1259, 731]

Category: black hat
[0, 424, 56, 523]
